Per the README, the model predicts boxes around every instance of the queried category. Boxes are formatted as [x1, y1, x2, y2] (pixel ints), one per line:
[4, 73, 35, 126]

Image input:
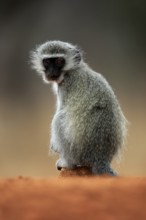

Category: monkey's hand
[56, 159, 77, 171]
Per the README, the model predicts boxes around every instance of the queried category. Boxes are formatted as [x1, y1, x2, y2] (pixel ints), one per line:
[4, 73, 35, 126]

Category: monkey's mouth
[47, 75, 60, 80]
[45, 72, 64, 83]
[45, 72, 61, 81]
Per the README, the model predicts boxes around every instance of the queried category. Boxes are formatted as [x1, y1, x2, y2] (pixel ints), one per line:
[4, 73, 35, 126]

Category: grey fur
[30, 40, 127, 176]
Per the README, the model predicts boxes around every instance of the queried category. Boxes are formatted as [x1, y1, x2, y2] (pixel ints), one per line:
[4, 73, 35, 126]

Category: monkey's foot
[56, 159, 77, 171]
[60, 166, 93, 177]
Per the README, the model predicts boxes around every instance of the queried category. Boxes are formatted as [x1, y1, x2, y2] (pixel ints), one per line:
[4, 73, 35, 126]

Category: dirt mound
[0, 176, 146, 220]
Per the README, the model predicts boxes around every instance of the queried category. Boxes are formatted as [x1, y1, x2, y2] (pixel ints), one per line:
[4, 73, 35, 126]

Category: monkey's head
[30, 40, 83, 83]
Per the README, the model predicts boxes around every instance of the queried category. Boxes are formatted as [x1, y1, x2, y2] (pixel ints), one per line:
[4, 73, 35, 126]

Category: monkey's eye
[55, 57, 65, 67]
[42, 58, 50, 69]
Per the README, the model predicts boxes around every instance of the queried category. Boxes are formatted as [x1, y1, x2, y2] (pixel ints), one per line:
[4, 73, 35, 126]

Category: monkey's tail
[92, 165, 117, 176]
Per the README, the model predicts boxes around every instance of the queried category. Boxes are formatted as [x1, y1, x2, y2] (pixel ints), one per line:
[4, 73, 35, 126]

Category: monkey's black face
[42, 57, 65, 81]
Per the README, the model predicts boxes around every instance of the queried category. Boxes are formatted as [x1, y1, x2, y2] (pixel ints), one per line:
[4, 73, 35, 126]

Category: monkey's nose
[45, 66, 54, 75]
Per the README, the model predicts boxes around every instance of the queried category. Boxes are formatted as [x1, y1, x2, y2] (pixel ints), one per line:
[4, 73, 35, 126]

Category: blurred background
[0, 0, 146, 177]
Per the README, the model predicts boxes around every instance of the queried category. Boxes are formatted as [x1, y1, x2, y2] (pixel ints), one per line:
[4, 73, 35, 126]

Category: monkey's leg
[56, 158, 77, 171]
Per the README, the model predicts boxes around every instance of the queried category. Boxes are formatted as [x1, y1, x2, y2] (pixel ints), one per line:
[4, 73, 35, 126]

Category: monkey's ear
[74, 48, 83, 63]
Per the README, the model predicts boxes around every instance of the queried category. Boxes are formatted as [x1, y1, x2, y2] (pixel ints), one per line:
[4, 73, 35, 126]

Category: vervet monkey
[30, 40, 127, 175]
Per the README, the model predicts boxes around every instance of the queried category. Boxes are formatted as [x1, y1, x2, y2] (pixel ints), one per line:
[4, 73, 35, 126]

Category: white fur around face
[30, 50, 44, 75]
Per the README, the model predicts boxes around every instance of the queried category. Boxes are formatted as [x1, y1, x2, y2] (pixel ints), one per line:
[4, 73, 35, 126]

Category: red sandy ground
[0, 175, 146, 220]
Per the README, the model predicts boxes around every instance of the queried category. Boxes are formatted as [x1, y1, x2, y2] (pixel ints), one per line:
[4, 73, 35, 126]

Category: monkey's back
[54, 65, 127, 165]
